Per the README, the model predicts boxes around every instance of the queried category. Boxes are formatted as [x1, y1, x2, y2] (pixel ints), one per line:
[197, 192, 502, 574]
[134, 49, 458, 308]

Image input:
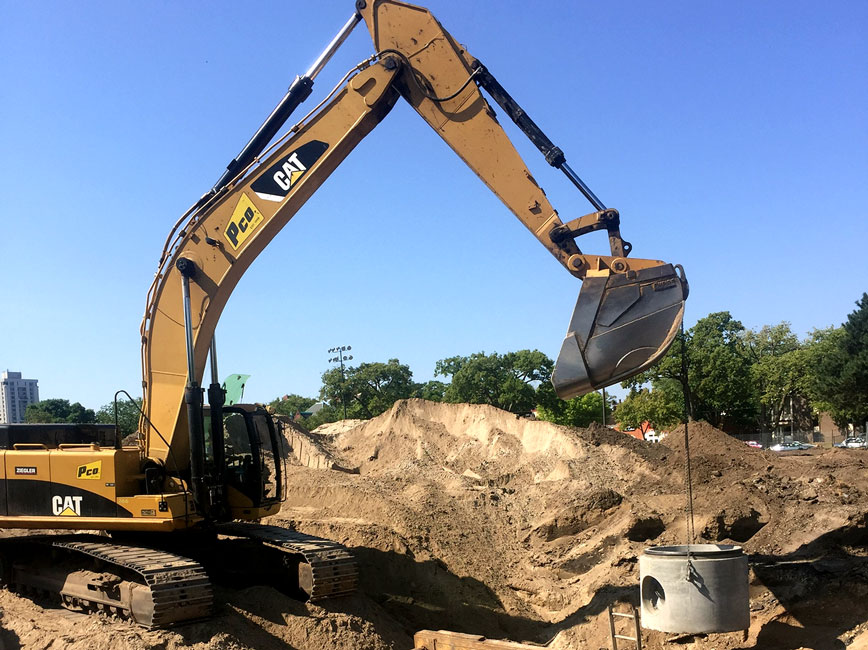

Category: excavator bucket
[552, 263, 688, 399]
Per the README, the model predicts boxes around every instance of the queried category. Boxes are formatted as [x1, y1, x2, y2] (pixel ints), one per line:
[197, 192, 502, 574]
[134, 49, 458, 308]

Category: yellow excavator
[0, 0, 687, 627]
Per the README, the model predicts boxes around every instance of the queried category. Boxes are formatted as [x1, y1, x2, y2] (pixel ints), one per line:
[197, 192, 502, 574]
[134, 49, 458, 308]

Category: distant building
[300, 402, 325, 419]
[816, 411, 851, 444]
[0, 371, 39, 424]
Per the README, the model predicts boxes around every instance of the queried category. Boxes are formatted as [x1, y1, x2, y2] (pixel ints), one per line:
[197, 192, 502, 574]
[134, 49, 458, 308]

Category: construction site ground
[1, 398, 866, 649]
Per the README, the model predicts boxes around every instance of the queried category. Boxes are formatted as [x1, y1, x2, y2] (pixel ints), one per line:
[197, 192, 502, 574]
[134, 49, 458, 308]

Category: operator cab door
[222, 407, 283, 519]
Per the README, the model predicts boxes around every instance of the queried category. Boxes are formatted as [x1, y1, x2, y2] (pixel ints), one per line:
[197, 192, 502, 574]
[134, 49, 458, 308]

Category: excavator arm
[140, 0, 687, 466]
[356, 0, 688, 399]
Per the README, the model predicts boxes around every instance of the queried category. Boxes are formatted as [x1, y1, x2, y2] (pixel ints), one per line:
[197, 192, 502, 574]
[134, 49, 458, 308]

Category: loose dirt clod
[2, 399, 866, 649]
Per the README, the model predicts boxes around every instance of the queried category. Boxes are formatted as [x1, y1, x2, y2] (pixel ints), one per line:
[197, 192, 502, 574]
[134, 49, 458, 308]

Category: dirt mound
[3, 400, 867, 649]
[664, 419, 767, 463]
[313, 419, 365, 437]
[283, 401, 868, 648]
[330, 399, 669, 489]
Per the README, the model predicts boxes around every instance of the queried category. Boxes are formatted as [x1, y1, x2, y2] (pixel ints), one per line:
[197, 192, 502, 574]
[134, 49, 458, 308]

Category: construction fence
[729, 430, 854, 449]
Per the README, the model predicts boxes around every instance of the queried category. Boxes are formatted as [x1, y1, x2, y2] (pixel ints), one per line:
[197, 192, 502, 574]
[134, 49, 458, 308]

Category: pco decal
[53, 495, 83, 516]
[250, 140, 328, 202]
[76, 460, 102, 480]
[224, 194, 264, 251]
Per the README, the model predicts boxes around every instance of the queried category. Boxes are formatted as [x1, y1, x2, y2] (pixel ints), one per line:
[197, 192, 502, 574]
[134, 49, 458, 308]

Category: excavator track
[0, 534, 213, 627]
[216, 522, 358, 600]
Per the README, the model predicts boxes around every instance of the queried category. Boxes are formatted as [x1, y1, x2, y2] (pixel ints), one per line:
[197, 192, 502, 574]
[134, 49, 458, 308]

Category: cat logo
[224, 193, 264, 251]
[250, 140, 328, 202]
[77, 460, 102, 480]
[52, 495, 83, 516]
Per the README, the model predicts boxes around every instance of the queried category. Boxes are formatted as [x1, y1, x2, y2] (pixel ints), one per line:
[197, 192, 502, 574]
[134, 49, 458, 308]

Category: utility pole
[328, 345, 353, 420]
[601, 387, 606, 426]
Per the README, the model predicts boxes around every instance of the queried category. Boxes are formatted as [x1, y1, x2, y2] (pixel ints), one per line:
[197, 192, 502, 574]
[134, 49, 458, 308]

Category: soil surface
[2, 399, 867, 649]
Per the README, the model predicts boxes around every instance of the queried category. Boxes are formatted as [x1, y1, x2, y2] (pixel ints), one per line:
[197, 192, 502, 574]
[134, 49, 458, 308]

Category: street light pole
[601, 387, 606, 426]
[327, 345, 353, 420]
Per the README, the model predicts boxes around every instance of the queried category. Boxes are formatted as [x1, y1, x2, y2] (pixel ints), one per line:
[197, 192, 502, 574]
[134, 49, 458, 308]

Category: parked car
[843, 437, 866, 449]
[769, 441, 815, 452]
[744, 440, 763, 449]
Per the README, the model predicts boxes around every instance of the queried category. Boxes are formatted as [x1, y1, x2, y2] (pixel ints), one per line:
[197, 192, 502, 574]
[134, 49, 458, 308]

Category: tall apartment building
[0, 371, 39, 424]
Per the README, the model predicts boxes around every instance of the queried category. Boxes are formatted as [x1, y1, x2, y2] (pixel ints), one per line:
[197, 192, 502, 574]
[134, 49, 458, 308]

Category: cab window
[252, 415, 278, 501]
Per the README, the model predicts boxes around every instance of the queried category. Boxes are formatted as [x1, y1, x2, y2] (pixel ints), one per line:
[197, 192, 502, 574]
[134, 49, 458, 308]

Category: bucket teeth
[552, 263, 687, 399]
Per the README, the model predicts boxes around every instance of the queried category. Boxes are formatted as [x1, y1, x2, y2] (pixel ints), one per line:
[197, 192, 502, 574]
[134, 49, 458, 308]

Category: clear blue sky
[1, 1, 866, 409]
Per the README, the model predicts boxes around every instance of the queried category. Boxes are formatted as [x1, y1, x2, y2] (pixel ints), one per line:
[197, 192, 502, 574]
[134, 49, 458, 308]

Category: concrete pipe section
[639, 544, 749, 634]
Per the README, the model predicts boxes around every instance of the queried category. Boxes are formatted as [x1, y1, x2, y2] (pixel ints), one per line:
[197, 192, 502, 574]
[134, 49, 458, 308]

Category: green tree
[802, 327, 846, 422]
[614, 387, 683, 431]
[743, 322, 808, 431]
[840, 293, 868, 426]
[413, 380, 447, 402]
[623, 312, 756, 429]
[435, 350, 552, 414]
[25, 399, 96, 424]
[805, 294, 868, 429]
[96, 396, 143, 437]
[268, 393, 316, 418]
[320, 358, 415, 419]
[536, 384, 611, 427]
[688, 312, 756, 427]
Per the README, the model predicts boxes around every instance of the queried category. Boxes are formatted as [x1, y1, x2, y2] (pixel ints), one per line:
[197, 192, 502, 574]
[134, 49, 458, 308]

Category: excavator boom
[140, 0, 688, 460]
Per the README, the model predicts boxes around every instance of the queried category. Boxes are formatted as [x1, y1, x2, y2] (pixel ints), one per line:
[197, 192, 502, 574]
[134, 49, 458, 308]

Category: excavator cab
[205, 405, 284, 519]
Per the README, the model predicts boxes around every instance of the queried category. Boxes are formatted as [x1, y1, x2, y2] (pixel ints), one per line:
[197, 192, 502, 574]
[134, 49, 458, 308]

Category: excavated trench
[1, 399, 867, 649]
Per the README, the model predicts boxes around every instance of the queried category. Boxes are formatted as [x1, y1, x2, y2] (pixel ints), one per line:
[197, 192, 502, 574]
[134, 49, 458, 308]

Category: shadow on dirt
[88, 513, 867, 649]
[352, 546, 550, 640]
[0, 623, 21, 650]
[351, 515, 868, 649]
[351, 546, 643, 644]
[739, 516, 868, 650]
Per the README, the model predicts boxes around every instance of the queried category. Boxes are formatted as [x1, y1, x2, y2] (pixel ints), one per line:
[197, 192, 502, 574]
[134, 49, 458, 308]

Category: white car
[843, 437, 866, 449]
[769, 441, 815, 452]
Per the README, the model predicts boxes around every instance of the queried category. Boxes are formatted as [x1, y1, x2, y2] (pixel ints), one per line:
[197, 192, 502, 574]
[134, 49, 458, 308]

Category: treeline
[23, 397, 143, 437]
[616, 294, 868, 434]
[275, 293, 868, 434]
[23, 293, 867, 436]
[268, 350, 609, 430]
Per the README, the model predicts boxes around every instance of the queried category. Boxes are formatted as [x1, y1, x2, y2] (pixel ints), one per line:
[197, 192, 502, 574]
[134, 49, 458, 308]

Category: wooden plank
[414, 630, 548, 649]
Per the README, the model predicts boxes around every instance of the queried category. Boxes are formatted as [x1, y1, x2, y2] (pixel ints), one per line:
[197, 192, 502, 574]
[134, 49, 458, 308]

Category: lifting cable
[680, 319, 696, 549]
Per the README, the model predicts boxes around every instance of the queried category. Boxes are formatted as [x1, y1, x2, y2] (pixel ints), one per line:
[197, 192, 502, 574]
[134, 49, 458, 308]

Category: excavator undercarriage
[0, 535, 213, 627]
[0, 524, 357, 627]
